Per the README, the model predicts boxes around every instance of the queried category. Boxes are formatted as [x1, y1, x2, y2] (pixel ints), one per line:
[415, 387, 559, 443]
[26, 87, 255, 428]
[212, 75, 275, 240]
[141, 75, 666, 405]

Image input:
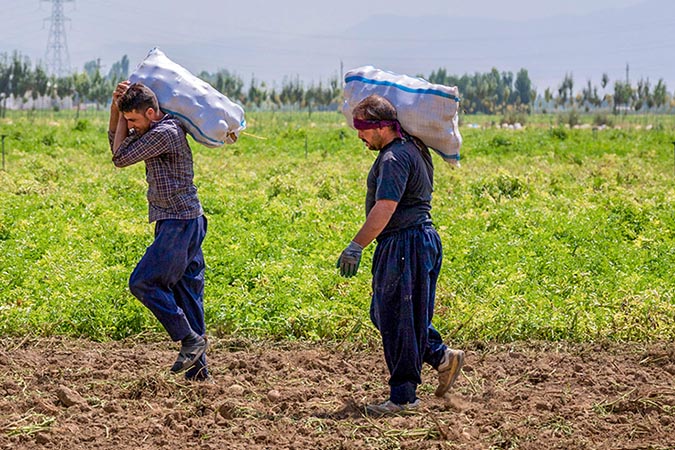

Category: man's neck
[380, 129, 399, 148]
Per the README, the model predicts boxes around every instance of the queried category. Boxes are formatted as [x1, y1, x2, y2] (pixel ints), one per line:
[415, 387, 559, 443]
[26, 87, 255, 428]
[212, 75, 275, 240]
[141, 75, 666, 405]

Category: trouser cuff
[390, 382, 417, 404]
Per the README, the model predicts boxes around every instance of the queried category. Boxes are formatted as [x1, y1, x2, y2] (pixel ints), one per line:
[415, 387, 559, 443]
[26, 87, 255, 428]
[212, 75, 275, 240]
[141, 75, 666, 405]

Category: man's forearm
[108, 104, 120, 134]
[112, 115, 129, 154]
[353, 199, 397, 248]
[109, 80, 130, 137]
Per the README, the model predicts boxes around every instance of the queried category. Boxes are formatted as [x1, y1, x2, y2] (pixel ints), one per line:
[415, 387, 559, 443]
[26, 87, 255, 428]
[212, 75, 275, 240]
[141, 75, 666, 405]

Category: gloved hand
[337, 241, 363, 277]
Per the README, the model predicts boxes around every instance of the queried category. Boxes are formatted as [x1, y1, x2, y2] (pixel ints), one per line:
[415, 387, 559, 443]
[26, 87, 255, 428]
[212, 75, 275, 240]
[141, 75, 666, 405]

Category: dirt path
[0, 337, 673, 449]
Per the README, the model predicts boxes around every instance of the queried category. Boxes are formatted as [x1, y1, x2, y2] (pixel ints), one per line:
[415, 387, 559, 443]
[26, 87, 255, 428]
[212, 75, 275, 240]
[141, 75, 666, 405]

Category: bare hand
[112, 81, 131, 106]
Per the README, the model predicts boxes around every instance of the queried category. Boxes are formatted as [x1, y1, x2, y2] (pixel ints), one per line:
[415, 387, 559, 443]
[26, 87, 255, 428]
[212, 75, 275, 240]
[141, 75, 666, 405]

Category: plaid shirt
[109, 115, 203, 223]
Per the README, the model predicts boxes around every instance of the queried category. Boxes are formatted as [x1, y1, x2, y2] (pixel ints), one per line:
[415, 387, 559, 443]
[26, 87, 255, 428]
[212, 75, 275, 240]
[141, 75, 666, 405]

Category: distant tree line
[0, 52, 130, 117]
[427, 67, 535, 115]
[0, 51, 672, 116]
[428, 68, 671, 115]
[197, 71, 341, 110]
[539, 72, 670, 114]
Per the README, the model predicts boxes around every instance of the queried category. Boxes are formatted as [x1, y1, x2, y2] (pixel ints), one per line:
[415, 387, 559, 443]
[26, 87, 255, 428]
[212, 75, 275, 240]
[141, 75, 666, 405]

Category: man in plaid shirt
[109, 81, 209, 381]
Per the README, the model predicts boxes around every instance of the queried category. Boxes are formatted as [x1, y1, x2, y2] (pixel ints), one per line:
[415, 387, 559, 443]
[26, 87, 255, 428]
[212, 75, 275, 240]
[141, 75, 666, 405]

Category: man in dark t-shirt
[337, 94, 465, 416]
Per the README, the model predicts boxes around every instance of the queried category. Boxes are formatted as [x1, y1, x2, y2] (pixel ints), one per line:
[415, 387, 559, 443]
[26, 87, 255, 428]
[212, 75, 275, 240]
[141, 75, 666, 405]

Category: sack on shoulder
[129, 48, 246, 148]
[343, 66, 462, 167]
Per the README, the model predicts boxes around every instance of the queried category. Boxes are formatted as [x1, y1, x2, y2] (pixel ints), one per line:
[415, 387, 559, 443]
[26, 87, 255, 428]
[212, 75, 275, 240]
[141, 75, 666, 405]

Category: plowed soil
[0, 337, 673, 449]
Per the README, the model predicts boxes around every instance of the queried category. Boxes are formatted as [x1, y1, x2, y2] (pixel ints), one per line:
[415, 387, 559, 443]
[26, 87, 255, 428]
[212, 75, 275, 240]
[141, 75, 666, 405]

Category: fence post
[1, 134, 6, 171]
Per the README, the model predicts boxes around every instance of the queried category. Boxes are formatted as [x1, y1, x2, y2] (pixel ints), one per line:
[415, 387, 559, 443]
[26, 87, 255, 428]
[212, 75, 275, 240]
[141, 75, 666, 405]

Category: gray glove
[337, 241, 363, 278]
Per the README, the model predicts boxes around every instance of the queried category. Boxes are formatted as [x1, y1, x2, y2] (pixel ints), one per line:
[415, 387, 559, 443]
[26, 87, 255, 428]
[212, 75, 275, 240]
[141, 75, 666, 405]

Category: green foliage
[592, 113, 614, 127]
[470, 172, 527, 203]
[549, 127, 568, 141]
[73, 119, 90, 132]
[490, 135, 513, 148]
[500, 107, 528, 126]
[429, 67, 536, 114]
[558, 110, 581, 128]
[0, 111, 674, 344]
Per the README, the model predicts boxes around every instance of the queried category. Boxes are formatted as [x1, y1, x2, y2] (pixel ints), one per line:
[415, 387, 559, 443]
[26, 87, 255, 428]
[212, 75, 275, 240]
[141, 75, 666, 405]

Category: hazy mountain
[60, 0, 674, 94]
[328, 0, 674, 92]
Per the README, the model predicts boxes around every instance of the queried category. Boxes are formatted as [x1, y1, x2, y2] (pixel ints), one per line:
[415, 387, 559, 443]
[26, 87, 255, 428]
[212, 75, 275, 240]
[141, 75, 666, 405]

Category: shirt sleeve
[112, 123, 173, 168]
[375, 149, 410, 203]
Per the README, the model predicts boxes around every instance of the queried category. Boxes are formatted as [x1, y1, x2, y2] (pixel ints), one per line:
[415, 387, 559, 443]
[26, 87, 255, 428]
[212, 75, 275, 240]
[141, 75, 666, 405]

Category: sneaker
[365, 399, 420, 417]
[170, 336, 208, 374]
[435, 348, 465, 397]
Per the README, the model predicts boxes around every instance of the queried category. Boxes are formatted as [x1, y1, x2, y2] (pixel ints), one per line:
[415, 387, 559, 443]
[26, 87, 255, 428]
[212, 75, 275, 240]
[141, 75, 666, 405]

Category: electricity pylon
[43, 0, 74, 77]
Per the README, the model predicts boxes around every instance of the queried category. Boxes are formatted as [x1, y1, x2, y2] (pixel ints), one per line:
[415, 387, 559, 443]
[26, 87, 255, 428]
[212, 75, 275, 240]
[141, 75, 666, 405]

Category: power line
[42, 0, 73, 77]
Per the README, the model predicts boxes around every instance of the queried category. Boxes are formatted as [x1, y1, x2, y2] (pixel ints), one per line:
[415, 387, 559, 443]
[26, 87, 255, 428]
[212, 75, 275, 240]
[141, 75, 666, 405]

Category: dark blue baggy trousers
[129, 215, 208, 379]
[370, 224, 447, 404]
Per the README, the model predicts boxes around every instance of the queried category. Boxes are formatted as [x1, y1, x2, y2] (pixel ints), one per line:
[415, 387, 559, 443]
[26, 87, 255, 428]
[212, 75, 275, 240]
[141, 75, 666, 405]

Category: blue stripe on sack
[345, 75, 461, 102]
[431, 148, 461, 160]
[162, 107, 225, 146]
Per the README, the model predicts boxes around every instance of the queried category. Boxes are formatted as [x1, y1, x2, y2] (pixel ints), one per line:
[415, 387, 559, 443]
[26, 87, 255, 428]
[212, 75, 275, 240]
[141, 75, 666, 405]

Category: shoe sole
[365, 401, 420, 417]
[435, 350, 465, 397]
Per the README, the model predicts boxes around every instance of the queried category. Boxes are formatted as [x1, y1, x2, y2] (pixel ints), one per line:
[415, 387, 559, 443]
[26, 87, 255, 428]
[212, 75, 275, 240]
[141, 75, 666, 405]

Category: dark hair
[117, 83, 159, 113]
[353, 94, 397, 122]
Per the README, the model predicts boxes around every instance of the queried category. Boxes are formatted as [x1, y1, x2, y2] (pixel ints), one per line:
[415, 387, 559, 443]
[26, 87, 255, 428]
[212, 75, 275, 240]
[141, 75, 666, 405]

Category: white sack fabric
[129, 48, 246, 147]
[343, 66, 462, 166]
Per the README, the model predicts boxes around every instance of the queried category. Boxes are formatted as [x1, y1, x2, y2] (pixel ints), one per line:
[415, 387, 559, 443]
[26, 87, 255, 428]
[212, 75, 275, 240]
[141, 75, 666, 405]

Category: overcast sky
[1, 0, 665, 92]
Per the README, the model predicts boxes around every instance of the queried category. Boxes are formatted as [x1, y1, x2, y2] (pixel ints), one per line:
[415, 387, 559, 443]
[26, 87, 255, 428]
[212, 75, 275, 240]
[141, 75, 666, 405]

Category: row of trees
[428, 68, 671, 115]
[427, 68, 535, 114]
[0, 51, 672, 115]
[541, 72, 670, 113]
[198, 71, 341, 110]
[0, 51, 342, 114]
[0, 52, 129, 116]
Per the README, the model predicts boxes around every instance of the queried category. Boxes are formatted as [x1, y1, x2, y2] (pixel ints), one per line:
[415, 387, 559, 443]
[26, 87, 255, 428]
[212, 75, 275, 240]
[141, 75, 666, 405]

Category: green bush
[558, 110, 581, 128]
[592, 113, 614, 127]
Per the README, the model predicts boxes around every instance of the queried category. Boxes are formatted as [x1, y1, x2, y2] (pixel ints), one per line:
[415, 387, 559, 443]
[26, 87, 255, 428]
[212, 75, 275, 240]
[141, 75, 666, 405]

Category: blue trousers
[129, 215, 208, 379]
[370, 224, 446, 404]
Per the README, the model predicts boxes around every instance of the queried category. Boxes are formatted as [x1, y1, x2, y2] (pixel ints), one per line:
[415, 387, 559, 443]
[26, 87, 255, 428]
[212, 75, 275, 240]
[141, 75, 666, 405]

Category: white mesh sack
[129, 48, 246, 147]
[343, 66, 462, 167]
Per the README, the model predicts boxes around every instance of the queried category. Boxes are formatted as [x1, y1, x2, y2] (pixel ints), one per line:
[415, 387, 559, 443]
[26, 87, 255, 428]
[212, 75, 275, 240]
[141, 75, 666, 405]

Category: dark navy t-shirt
[366, 138, 434, 237]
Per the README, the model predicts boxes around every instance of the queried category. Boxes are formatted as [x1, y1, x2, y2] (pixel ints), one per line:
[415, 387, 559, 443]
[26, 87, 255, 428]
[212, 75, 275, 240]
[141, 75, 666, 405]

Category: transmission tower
[43, 0, 74, 78]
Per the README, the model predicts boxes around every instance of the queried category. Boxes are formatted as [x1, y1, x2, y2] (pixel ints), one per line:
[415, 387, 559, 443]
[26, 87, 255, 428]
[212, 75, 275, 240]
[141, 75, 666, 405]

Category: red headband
[353, 118, 403, 138]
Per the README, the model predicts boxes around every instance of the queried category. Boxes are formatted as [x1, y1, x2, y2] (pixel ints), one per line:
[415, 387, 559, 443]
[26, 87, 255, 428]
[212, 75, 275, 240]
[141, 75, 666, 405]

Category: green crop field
[0, 110, 674, 343]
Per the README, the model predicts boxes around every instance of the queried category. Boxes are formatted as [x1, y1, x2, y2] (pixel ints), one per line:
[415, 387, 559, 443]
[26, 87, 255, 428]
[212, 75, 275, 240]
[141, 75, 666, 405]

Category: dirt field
[0, 336, 673, 450]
